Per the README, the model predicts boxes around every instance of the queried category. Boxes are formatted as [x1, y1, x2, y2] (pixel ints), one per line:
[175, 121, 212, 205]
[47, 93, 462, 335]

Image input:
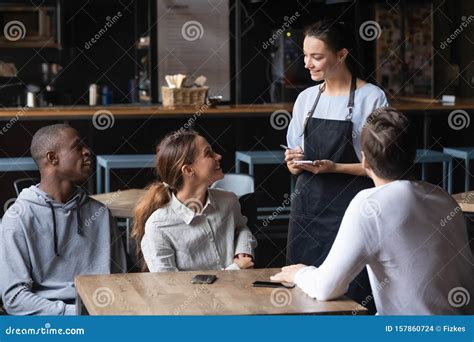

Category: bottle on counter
[89, 84, 98, 106]
[101, 85, 113, 106]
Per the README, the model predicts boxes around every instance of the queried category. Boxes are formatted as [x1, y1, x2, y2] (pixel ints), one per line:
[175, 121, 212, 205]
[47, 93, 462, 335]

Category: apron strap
[300, 76, 357, 136]
[299, 82, 325, 137]
[345, 76, 357, 121]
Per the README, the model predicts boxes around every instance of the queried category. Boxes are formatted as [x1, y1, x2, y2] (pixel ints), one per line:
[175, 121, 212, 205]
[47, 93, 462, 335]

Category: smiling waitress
[285, 21, 388, 306]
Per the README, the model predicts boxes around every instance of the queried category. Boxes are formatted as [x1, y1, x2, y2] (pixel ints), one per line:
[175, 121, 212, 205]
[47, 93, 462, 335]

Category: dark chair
[239, 192, 257, 235]
[238, 192, 261, 266]
[13, 178, 38, 196]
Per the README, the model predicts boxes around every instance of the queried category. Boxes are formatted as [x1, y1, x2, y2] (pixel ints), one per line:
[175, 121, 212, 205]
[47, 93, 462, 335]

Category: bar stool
[96, 154, 155, 193]
[415, 149, 453, 193]
[235, 150, 285, 175]
[235, 150, 292, 219]
[443, 147, 474, 192]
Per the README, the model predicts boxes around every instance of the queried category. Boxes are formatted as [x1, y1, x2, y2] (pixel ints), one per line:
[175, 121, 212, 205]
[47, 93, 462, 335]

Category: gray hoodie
[0, 185, 126, 315]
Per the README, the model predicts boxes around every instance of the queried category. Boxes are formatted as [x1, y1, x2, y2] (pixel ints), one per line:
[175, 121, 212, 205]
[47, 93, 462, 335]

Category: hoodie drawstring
[47, 201, 59, 257]
[76, 197, 83, 235]
[47, 197, 84, 257]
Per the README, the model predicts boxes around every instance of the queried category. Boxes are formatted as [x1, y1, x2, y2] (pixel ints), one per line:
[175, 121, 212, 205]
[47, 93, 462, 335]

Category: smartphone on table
[191, 274, 217, 284]
[252, 280, 296, 288]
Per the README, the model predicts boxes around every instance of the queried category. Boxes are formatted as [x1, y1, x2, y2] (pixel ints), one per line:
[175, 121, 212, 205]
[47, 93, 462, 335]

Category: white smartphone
[292, 160, 313, 165]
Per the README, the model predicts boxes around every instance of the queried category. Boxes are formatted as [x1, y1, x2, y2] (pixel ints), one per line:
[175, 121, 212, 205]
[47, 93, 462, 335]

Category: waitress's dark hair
[304, 20, 360, 77]
[361, 107, 415, 180]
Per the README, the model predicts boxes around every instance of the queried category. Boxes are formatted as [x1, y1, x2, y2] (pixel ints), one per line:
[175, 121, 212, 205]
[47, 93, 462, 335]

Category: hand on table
[234, 253, 254, 269]
[270, 264, 307, 283]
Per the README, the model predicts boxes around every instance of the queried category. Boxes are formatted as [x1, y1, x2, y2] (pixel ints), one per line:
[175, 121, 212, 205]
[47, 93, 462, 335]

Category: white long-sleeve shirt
[294, 180, 474, 315]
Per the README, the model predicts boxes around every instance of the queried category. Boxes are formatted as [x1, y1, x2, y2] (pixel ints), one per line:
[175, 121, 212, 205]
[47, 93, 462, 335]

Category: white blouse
[141, 188, 257, 272]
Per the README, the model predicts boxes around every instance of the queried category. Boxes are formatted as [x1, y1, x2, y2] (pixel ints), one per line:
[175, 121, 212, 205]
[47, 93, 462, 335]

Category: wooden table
[91, 189, 145, 253]
[91, 188, 144, 218]
[453, 191, 474, 213]
[75, 268, 367, 315]
[94, 189, 474, 215]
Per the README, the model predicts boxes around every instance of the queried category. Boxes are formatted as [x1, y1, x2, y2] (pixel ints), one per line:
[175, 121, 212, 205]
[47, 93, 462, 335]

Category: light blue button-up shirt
[287, 82, 388, 161]
[142, 188, 257, 272]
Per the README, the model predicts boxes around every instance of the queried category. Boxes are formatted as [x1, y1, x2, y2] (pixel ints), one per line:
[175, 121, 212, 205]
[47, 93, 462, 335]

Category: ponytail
[131, 181, 171, 271]
[132, 129, 199, 272]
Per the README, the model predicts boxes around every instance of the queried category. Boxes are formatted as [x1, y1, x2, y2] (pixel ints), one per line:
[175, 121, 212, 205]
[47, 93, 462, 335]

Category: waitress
[285, 21, 388, 305]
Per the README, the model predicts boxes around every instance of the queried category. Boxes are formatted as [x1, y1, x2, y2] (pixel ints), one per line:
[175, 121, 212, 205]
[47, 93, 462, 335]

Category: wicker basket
[161, 86, 208, 107]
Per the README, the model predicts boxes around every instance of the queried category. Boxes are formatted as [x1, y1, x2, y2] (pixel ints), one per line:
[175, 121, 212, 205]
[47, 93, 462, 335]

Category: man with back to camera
[0, 124, 126, 315]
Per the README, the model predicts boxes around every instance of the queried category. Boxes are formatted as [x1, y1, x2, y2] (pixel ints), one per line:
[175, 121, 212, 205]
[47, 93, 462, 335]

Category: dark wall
[3, 0, 472, 105]
[1, 0, 473, 201]
[1, 0, 138, 106]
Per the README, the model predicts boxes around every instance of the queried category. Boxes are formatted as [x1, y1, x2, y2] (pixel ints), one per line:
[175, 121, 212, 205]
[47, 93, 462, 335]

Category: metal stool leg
[105, 167, 111, 193]
[235, 156, 241, 173]
[126, 217, 132, 255]
[421, 163, 426, 181]
[466, 159, 471, 192]
[448, 160, 453, 194]
[96, 164, 102, 194]
[442, 161, 447, 191]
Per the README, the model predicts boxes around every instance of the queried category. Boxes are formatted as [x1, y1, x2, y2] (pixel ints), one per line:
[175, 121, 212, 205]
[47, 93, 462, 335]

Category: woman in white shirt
[273, 108, 474, 315]
[132, 130, 257, 272]
[285, 20, 388, 311]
